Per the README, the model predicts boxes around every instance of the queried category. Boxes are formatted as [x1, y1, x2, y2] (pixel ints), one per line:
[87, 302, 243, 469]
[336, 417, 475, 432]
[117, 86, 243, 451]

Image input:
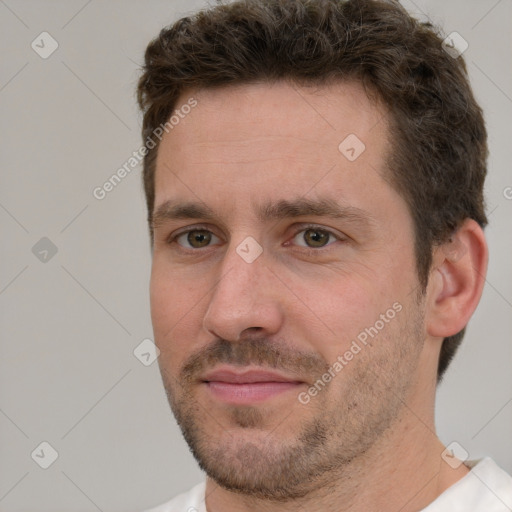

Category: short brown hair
[137, 0, 488, 382]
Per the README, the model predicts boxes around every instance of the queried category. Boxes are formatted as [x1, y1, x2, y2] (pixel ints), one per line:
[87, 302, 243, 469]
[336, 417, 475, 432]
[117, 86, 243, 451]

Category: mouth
[200, 366, 305, 405]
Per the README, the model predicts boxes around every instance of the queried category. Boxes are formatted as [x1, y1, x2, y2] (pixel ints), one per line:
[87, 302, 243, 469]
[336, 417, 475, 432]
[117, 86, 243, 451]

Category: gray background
[0, 0, 510, 511]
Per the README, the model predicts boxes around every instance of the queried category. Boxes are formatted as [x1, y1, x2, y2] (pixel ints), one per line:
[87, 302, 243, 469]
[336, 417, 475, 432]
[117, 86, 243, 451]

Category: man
[137, 0, 512, 510]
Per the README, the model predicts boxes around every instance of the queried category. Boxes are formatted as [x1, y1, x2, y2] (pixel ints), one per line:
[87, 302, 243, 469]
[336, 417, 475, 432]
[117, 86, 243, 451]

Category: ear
[425, 219, 488, 338]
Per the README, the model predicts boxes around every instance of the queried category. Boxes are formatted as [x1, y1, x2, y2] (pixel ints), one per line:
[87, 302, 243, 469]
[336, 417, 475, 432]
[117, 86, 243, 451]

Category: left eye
[292, 228, 338, 248]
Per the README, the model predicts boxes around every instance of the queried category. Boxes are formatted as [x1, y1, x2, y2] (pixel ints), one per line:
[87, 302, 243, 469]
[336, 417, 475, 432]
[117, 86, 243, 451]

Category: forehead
[154, 80, 394, 219]
[168, 80, 386, 148]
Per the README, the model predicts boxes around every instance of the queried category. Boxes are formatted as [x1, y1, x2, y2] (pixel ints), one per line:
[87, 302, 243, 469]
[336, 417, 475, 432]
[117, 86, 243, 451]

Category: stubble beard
[160, 303, 424, 501]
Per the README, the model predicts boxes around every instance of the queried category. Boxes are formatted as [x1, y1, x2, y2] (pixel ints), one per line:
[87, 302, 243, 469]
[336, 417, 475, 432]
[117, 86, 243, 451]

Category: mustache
[180, 336, 329, 384]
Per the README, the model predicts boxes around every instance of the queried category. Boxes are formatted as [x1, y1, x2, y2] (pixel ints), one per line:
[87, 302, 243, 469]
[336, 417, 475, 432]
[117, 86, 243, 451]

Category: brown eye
[290, 227, 339, 249]
[187, 230, 212, 248]
[303, 229, 330, 247]
[175, 229, 219, 249]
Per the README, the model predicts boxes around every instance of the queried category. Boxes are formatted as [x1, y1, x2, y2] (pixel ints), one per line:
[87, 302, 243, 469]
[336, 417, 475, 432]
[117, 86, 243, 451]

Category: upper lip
[201, 367, 303, 384]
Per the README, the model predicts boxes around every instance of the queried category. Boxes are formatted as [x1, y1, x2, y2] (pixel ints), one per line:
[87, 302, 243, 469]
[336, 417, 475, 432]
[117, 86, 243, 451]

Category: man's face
[150, 81, 427, 499]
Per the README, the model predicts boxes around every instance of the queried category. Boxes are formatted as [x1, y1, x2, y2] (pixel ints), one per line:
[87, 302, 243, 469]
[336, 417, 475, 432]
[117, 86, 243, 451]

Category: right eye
[173, 229, 222, 249]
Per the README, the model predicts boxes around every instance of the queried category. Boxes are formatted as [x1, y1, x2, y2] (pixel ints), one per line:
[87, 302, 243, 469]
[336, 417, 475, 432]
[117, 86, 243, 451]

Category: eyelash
[167, 224, 345, 252]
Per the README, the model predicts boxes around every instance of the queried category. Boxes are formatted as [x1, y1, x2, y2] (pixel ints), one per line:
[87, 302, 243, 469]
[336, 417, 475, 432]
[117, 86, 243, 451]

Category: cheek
[150, 263, 172, 331]
[289, 273, 402, 362]
[150, 262, 187, 345]
[150, 256, 197, 316]
[150, 260, 207, 358]
[301, 271, 384, 323]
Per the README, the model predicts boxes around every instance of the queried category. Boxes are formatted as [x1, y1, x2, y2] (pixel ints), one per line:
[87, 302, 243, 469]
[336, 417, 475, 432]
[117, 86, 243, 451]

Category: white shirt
[144, 458, 512, 512]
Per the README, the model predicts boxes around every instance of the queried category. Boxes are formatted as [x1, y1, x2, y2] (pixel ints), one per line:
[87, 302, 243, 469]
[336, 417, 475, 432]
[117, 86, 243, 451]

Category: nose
[202, 243, 284, 342]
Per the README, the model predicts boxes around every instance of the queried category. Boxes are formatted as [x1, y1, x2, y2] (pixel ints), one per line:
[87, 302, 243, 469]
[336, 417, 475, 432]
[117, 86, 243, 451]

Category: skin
[150, 81, 488, 512]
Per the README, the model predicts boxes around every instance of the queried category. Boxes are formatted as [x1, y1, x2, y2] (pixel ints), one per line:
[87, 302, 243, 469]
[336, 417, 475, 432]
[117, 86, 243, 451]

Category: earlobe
[426, 219, 488, 338]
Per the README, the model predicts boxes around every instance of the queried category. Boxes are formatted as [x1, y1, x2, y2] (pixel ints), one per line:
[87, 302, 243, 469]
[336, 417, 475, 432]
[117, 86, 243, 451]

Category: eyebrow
[256, 198, 374, 225]
[151, 197, 375, 231]
[152, 201, 216, 231]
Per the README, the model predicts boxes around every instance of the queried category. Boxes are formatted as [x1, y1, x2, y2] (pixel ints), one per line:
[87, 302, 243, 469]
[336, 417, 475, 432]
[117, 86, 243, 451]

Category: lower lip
[204, 381, 302, 404]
